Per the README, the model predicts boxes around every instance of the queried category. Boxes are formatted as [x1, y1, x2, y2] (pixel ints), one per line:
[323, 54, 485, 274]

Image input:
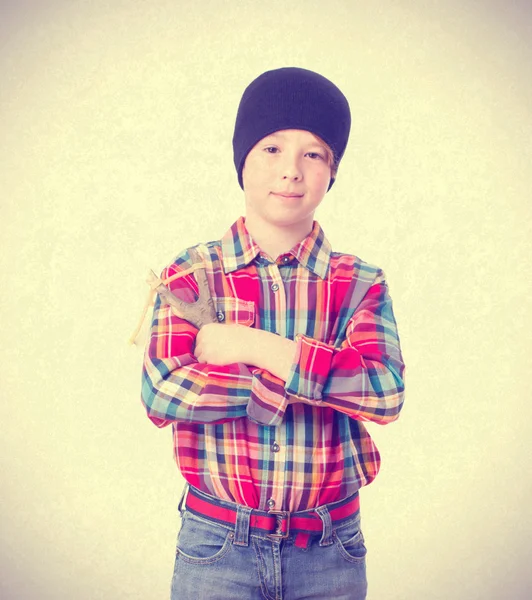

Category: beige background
[1, 1, 531, 598]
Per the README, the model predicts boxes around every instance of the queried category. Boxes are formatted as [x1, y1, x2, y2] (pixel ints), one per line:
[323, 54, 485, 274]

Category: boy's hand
[195, 323, 255, 366]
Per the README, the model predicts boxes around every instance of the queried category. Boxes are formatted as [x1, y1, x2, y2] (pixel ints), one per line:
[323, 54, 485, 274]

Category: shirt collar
[221, 216, 332, 280]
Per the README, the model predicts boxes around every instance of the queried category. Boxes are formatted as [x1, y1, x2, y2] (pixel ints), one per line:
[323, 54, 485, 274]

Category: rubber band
[129, 288, 156, 345]
[163, 263, 204, 285]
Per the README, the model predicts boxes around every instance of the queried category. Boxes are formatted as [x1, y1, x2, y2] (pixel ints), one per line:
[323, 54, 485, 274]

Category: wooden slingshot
[129, 247, 217, 345]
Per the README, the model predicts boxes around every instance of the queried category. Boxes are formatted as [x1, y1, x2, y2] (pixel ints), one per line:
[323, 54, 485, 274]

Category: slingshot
[129, 247, 217, 345]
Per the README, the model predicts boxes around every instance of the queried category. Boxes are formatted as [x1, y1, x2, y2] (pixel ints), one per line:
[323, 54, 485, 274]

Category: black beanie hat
[232, 67, 351, 191]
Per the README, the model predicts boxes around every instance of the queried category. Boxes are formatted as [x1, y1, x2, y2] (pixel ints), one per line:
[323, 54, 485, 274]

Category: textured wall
[1, 1, 531, 598]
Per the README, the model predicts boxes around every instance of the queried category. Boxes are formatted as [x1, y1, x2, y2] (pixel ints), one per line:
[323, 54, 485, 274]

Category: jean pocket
[176, 512, 234, 565]
[333, 519, 367, 563]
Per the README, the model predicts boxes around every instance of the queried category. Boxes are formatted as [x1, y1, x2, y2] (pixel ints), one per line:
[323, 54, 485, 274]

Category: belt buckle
[266, 510, 290, 540]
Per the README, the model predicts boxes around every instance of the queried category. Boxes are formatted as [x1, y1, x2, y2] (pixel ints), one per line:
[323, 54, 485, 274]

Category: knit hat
[232, 67, 351, 191]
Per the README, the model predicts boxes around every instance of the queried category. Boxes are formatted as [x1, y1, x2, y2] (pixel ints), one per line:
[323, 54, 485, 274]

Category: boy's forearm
[245, 329, 298, 383]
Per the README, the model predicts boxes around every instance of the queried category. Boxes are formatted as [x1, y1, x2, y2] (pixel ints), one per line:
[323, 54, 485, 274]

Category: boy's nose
[281, 158, 302, 181]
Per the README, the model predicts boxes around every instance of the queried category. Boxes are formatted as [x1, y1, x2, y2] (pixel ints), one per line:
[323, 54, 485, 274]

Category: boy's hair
[233, 67, 350, 191]
[313, 133, 338, 180]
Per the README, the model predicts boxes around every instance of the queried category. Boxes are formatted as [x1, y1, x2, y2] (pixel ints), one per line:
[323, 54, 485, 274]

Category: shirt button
[216, 311, 225, 322]
[272, 442, 280, 453]
[267, 498, 276, 509]
[282, 256, 291, 264]
[271, 283, 279, 292]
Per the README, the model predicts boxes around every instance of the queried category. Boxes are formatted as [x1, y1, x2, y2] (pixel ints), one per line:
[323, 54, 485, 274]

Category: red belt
[185, 487, 360, 547]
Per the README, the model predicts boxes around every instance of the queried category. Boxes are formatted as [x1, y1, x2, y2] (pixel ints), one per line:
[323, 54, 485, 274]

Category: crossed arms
[141, 252, 405, 428]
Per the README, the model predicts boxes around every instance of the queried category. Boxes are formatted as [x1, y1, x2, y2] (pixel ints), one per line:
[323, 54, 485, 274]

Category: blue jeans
[170, 490, 368, 599]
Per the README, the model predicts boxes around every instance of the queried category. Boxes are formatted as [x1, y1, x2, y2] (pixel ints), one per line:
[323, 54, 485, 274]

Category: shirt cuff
[284, 334, 361, 402]
[246, 369, 289, 426]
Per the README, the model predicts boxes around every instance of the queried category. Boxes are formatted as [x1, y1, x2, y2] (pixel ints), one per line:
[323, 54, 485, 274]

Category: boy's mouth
[271, 191, 304, 198]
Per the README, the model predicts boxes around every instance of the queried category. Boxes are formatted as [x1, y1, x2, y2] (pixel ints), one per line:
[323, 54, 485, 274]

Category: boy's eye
[265, 146, 279, 154]
[306, 152, 324, 160]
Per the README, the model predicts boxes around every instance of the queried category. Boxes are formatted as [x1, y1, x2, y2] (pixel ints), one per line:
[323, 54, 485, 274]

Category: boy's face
[241, 129, 331, 232]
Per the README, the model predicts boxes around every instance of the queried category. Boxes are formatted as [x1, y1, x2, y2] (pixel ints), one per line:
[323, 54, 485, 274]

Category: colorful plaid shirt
[141, 216, 405, 512]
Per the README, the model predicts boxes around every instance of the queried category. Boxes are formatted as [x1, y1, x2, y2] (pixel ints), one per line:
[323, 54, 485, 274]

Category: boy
[141, 67, 405, 600]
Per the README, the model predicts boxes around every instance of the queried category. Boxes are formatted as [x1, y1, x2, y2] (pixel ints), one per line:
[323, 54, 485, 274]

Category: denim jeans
[170, 489, 367, 600]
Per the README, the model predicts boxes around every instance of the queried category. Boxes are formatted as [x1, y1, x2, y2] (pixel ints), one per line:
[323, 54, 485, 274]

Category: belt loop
[316, 505, 334, 547]
[177, 482, 189, 517]
[234, 504, 252, 547]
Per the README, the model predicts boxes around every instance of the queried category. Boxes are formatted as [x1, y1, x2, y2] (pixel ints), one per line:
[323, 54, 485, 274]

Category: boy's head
[232, 67, 351, 191]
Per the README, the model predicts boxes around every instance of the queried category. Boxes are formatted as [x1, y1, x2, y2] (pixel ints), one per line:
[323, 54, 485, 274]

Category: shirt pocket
[214, 297, 256, 327]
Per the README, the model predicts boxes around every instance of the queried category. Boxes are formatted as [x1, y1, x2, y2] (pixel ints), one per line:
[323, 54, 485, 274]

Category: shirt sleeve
[285, 269, 405, 424]
[247, 269, 405, 426]
[140, 260, 253, 427]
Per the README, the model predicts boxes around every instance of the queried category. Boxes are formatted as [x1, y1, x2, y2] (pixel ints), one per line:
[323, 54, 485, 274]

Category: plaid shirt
[141, 216, 405, 512]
